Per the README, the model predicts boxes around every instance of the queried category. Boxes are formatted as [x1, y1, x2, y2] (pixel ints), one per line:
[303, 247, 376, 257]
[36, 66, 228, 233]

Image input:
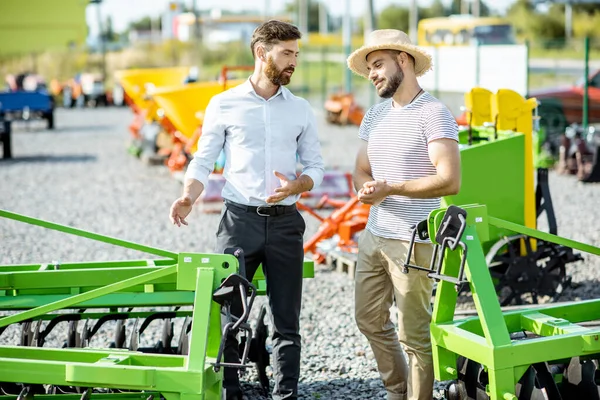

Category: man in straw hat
[348, 29, 461, 400]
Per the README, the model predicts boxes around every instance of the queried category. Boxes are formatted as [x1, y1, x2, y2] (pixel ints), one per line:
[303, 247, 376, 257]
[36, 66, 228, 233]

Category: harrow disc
[448, 358, 564, 400]
[485, 235, 578, 306]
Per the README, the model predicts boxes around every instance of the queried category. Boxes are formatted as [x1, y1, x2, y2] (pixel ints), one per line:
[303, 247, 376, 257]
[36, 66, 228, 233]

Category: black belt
[225, 200, 297, 217]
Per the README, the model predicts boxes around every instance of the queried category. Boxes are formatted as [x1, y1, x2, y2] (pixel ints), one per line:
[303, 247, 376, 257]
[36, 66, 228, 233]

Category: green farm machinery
[405, 203, 600, 400]
[446, 88, 585, 306]
[0, 209, 314, 400]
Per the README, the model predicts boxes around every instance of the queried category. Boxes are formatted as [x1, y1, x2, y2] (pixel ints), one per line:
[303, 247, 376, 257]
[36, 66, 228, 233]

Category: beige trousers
[355, 229, 435, 400]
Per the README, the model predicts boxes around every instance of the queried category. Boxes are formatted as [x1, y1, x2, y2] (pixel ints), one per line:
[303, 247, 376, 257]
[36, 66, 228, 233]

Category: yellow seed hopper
[115, 67, 192, 114]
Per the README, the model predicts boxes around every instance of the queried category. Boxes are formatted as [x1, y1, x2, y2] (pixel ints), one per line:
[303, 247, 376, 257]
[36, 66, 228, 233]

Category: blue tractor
[1, 73, 55, 130]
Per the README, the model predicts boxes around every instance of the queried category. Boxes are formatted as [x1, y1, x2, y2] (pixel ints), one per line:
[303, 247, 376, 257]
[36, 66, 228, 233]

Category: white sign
[418, 45, 528, 96]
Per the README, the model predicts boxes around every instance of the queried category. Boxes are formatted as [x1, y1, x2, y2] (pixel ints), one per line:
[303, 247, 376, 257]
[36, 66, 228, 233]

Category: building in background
[162, 1, 183, 41]
[173, 11, 292, 46]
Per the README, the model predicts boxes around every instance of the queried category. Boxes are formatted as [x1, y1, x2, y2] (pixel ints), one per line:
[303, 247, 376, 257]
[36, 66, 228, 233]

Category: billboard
[0, 0, 88, 56]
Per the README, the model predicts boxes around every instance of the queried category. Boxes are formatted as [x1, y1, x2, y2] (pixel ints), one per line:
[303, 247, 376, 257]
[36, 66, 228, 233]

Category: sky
[86, 0, 517, 35]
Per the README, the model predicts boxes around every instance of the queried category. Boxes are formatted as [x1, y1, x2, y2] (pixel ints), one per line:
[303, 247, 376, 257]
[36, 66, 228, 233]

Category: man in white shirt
[169, 20, 324, 400]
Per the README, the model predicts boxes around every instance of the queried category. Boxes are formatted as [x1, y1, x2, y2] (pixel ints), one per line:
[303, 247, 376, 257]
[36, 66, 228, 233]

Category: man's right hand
[170, 196, 193, 227]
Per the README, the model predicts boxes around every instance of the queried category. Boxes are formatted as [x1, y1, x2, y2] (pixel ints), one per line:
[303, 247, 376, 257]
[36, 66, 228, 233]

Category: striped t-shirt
[358, 92, 458, 242]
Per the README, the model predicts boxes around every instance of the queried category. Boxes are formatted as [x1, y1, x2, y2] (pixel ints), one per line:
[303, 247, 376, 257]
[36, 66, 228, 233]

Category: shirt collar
[238, 78, 288, 100]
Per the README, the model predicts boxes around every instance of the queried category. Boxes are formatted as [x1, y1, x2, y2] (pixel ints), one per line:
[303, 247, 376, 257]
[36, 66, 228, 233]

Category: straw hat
[347, 29, 432, 78]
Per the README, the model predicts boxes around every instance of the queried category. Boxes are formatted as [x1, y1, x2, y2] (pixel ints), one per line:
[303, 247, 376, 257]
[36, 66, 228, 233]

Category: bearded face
[265, 55, 295, 86]
[375, 60, 404, 99]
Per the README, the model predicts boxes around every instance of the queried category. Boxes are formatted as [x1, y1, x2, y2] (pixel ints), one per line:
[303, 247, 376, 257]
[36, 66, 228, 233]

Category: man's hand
[170, 195, 193, 227]
[357, 179, 390, 205]
[266, 171, 300, 204]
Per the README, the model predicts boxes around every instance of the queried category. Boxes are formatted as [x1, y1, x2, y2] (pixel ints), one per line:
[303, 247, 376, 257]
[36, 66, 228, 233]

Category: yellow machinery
[115, 67, 192, 114]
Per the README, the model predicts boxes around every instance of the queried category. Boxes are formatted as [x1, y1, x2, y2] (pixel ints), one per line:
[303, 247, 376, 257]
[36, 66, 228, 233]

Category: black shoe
[222, 386, 244, 400]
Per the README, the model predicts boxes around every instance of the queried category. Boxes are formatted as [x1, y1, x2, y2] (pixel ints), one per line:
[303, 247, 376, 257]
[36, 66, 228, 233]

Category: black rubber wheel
[45, 111, 54, 130]
[1, 120, 12, 159]
[539, 105, 567, 138]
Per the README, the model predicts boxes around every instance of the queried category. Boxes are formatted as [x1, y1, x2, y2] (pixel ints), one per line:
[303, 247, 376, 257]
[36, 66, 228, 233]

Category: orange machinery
[324, 92, 365, 126]
[299, 196, 370, 264]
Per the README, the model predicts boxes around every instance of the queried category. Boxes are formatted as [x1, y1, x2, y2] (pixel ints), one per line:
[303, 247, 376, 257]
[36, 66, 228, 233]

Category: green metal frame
[444, 129, 526, 253]
[0, 209, 314, 400]
[428, 204, 600, 400]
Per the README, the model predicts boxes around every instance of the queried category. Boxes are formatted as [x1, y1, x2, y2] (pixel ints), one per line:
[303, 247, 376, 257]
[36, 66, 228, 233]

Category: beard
[377, 61, 403, 98]
[265, 56, 294, 86]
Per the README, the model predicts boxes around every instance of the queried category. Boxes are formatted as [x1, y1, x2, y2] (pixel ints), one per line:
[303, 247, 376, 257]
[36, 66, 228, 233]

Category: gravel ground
[1, 107, 600, 399]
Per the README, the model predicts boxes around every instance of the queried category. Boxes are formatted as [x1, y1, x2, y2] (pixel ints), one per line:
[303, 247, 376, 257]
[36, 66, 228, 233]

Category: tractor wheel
[1, 120, 12, 159]
[539, 106, 567, 140]
[45, 111, 55, 130]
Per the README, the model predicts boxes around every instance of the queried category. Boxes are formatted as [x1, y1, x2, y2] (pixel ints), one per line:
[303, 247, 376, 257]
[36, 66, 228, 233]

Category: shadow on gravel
[0, 154, 97, 164]
[9, 124, 117, 134]
[54, 124, 118, 133]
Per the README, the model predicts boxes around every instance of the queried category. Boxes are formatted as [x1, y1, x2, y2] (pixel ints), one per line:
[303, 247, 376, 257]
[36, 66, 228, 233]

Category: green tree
[420, 0, 446, 19]
[128, 16, 161, 32]
[377, 5, 409, 32]
[284, 0, 330, 32]
[448, 0, 491, 16]
[104, 16, 116, 42]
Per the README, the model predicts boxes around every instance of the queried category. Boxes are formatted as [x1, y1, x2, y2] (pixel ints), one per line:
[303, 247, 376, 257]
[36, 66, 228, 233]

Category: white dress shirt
[185, 79, 325, 206]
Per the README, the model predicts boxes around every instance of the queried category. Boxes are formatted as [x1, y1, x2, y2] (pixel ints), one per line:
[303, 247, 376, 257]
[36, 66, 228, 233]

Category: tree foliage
[128, 16, 162, 32]
[285, 0, 332, 32]
[507, 0, 600, 47]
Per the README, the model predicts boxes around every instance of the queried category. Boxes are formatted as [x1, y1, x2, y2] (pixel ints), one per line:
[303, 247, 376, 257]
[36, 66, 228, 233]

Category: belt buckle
[256, 206, 271, 217]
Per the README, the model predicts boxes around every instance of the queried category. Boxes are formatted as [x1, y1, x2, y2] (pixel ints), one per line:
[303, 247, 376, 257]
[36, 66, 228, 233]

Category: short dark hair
[250, 20, 302, 58]
[387, 49, 415, 66]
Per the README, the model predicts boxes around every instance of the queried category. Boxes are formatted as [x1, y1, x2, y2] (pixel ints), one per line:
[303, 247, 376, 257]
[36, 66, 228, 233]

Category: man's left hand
[357, 179, 390, 205]
[266, 171, 299, 204]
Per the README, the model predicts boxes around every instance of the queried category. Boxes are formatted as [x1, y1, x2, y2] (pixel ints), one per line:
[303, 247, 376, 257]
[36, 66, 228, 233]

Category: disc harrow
[0, 209, 314, 400]
[403, 204, 600, 400]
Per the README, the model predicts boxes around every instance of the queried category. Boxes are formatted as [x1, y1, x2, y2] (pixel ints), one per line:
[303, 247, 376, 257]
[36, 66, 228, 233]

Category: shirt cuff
[301, 168, 324, 190]
[184, 164, 210, 189]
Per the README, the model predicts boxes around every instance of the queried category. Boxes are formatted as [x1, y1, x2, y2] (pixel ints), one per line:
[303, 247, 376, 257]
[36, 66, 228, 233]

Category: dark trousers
[215, 200, 306, 400]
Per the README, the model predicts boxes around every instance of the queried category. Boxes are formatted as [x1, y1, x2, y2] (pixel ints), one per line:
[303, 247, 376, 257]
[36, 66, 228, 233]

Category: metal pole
[565, 2, 572, 41]
[472, 0, 480, 17]
[526, 39, 530, 96]
[319, 2, 328, 35]
[299, 0, 308, 41]
[364, 0, 375, 42]
[193, 0, 201, 42]
[95, 0, 106, 83]
[321, 46, 327, 105]
[409, 0, 418, 43]
[343, 0, 352, 93]
[583, 36, 590, 130]
[461, 0, 469, 15]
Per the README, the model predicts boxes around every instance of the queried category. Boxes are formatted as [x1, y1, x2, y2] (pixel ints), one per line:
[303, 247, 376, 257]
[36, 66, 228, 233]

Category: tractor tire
[45, 111, 55, 130]
[539, 105, 567, 140]
[1, 120, 12, 159]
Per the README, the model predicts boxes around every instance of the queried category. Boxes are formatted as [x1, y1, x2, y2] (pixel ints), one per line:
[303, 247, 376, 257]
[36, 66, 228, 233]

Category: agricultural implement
[115, 66, 193, 156]
[323, 92, 364, 126]
[410, 203, 600, 400]
[0, 90, 54, 130]
[151, 66, 252, 183]
[555, 123, 600, 183]
[0, 209, 314, 399]
[306, 88, 585, 306]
